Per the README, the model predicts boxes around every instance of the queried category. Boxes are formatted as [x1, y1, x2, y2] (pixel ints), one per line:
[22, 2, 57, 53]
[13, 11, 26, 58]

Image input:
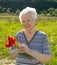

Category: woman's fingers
[17, 46, 25, 53]
[17, 44, 29, 53]
[18, 48, 25, 53]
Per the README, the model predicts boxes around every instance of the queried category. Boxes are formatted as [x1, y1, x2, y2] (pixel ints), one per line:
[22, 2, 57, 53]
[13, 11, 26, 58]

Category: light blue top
[10, 30, 52, 65]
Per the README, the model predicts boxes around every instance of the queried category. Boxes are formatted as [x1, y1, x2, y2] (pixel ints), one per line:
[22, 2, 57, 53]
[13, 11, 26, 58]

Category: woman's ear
[35, 23, 37, 25]
[35, 19, 37, 25]
[35, 21, 37, 25]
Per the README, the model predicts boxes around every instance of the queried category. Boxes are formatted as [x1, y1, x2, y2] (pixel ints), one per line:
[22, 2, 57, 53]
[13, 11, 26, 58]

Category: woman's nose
[24, 21, 29, 25]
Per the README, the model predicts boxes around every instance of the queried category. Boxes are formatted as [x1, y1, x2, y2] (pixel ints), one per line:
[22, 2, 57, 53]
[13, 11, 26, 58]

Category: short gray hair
[19, 7, 37, 23]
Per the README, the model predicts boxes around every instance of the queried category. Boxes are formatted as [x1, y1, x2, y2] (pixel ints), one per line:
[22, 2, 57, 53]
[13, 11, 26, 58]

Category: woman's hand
[10, 44, 31, 59]
[10, 48, 19, 59]
[18, 44, 30, 54]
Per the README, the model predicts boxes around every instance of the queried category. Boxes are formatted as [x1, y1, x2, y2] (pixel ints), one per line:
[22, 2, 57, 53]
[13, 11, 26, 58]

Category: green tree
[6, 8, 11, 14]
[15, 9, 20, 15]
[52, 9, 57, 16]
[48, 8, 54, 12]
[48, 8, 55, 16]
[41, 10, 47, 16]
[2, 8, 6, 13]
[0, 6, 2, 12]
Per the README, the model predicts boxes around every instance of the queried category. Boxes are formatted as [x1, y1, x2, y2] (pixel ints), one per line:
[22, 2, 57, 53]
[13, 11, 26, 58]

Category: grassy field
[0, 17, 57, 65]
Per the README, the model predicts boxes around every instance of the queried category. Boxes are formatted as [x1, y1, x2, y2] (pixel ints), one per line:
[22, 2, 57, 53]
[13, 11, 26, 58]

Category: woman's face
[21, 13, 36, 31]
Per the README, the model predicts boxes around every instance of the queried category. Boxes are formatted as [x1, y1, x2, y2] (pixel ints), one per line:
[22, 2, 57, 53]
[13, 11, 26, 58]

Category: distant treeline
[0, 0, 57, 16]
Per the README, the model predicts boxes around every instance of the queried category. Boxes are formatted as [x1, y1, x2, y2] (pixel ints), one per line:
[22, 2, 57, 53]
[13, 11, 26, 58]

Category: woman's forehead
[21, 13, 32, 19]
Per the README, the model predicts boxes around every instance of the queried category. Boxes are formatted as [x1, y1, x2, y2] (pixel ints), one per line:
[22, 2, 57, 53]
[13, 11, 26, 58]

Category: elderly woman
[10, 7, 52, 65]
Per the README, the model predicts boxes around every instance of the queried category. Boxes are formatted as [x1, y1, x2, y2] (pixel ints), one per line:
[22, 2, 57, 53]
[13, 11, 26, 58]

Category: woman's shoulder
[37, 30, 48, 38]
[15, 30, 24, 36]
[37, 30, 46, 35]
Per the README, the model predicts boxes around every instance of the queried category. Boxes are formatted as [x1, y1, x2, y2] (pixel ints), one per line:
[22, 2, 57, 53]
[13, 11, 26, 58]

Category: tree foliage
[0, 0, 57, 16]
[0, 0, 57, 11]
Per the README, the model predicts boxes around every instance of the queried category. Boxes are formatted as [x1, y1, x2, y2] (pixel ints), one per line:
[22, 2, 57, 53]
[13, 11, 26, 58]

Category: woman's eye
[27, 20, 30, 22]
[22, 21, 25, 23]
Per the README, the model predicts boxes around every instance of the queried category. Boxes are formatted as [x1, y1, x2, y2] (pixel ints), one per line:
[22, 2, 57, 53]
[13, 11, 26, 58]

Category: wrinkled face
[21, 13, 36, 31]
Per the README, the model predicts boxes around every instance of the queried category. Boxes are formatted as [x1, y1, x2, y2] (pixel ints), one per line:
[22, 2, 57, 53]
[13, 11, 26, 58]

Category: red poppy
[5, 36, 16, 48]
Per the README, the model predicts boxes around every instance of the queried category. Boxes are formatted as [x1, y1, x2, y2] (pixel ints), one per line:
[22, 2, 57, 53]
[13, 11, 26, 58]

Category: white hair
[19, 7, 37, 23]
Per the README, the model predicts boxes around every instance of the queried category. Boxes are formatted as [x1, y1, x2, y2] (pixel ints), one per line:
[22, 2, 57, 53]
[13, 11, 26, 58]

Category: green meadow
[0, 17, 57, 65]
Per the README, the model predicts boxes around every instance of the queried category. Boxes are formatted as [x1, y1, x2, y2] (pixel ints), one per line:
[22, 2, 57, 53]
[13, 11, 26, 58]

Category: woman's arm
[25, 34, 52, 63]
[9, 44, 27, 58]
[26, 49, 52, 64]
[10, 48, 19, 59]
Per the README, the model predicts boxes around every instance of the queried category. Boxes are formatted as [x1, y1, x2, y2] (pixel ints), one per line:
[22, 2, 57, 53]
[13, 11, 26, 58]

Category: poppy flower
[5, 36, 16, 48]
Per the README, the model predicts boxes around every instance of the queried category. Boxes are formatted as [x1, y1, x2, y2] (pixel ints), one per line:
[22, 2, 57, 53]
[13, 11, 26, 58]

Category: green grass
[36, 20, 57, 65]
[0, 17, 57, 65]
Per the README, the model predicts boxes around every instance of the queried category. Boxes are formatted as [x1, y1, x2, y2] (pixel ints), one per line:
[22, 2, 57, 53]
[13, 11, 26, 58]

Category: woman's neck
[24, 28, 37, 35]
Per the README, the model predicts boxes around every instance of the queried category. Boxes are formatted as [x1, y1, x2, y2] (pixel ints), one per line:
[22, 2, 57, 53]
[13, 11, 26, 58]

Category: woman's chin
[25, 29, 30, 31]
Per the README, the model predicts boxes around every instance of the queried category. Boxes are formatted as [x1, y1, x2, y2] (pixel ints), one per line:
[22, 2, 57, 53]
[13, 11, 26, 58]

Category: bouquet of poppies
[5, 36, 31, 59]
[5, 36, 18, 48]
